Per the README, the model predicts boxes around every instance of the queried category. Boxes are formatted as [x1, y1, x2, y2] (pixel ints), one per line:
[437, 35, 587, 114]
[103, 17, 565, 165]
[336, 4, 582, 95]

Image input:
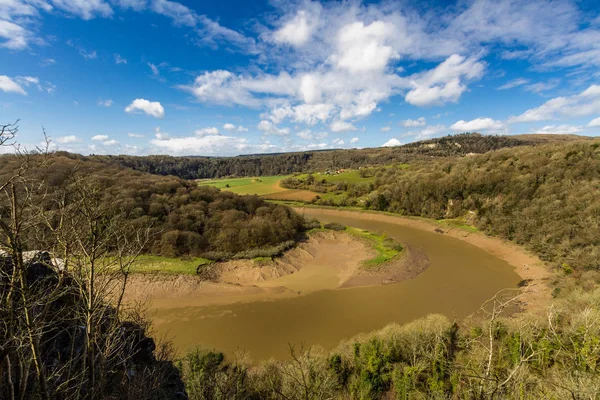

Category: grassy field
[128, 255, 213, 275]
[199, 175, 290, 196]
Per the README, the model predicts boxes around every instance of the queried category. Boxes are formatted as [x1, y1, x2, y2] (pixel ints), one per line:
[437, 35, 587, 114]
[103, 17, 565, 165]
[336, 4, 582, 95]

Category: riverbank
[294, 206, 553, 314]
[125, 229, 426, 308]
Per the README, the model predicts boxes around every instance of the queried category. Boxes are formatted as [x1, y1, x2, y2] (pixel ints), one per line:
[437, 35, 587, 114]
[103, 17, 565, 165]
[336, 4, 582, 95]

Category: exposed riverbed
[135, 208, 548, 361]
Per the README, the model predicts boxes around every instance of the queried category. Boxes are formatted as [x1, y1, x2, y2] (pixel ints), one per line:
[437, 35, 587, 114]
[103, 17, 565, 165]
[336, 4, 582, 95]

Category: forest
[0, 153, 306, 258]
[284, 139, 600, 274]
[84, 133, 564, 180]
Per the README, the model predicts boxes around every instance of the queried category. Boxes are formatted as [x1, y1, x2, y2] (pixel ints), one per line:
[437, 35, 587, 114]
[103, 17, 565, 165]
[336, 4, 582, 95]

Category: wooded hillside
[85, 133, 587, 179]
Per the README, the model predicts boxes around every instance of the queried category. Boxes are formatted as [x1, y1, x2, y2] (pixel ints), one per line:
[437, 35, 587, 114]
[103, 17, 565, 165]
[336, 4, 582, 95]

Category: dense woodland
[286, 139, 600, 273]
[85, 133, 558, 180]
[0, 154, 306, 258]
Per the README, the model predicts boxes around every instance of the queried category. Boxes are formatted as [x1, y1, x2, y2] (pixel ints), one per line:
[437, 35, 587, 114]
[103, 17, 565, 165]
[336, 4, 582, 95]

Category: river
[150, 209, 522, 361]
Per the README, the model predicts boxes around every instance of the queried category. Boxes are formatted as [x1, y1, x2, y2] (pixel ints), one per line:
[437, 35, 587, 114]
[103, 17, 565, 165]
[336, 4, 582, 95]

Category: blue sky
[1, 0, 600, 156]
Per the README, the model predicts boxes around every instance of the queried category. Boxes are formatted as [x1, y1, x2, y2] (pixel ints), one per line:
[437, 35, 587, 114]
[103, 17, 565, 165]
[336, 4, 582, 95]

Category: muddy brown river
[151, 209, 522, 361]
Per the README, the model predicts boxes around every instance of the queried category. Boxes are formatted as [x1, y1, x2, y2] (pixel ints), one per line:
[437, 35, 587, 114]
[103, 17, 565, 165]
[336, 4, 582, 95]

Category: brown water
[152, 210, 521, 360]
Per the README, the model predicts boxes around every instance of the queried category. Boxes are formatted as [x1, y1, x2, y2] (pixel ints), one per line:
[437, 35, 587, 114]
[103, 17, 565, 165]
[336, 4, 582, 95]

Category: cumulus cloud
[332, 138, 345, 146]
[402, 117, 426, 127]
[50, 0, 113, 20]
[450, 117, 504, 132]
[103, 139, 119, 146]
[382, 138, 401, 147]
[510, 85, 600, 122]
[415, 124, 447, 140]
[273, 10, 317, 47]
[297, 130, 328, 141]
[330, 121, 356, 132]
[125, 98, 165, 118]
[350, 137, 359, 144]
[0, 76, 27, 95]
[195, 127, 219, 136]
[405, 55, 485, 106]
[150, 134, 277, 156]
[257, 120, 290, 136]
[153, 127, 170, 140]
[533, 125, 583, 134]
[588, 117, 600, 127]
[91, 135, 109, 141]
[55, 135, 81, 144]
[223, 123, 249, 132]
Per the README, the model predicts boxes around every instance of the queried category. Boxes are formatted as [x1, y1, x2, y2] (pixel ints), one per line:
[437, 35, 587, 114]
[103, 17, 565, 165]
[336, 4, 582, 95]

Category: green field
[199, 175, 290, 196]
[128, 255, 213, 275]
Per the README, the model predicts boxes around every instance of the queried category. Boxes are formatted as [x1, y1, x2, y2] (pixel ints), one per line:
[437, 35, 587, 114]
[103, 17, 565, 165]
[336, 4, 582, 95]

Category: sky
[1, 0, 600, 156]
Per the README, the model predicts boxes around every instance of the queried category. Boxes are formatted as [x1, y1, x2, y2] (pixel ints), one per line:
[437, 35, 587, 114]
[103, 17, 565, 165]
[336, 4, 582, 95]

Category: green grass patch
[199, 175, 290, 196]
[128, 255, 213, 275]
[436, 218, 478, 232]
[346, 227, 403, 268]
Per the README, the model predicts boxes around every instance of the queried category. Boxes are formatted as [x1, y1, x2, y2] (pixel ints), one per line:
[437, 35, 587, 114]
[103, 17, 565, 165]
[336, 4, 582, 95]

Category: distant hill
[84, 132, 593, 180]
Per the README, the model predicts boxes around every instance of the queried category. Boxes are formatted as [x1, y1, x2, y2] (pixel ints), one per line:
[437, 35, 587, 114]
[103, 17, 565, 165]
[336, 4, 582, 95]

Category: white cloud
[331, 20, 398, 73]
[297, 130, 328, 141]
[415, 124, 447, 139]
[0, 20, 31, 50]
[450, 117, 504, 132]
[98, 99, 113, 107]
[67, 40, 98, 59]
[402, 117, 426, 127]
[41, 58, 56, 67]
[114, 54, 127, 64]
[0, 76, 27, 95]
[350, 137, 359, 143]
[330, 120, 356, 132]
[125, 98, 165, 118]
[588, 117, 600, 127]
[148, 62, 159, 75]
[332, 138, 345, 146]
[195, 127, 219, 136]
[382, 138, 401, 147]
[50, 0, 113, 20]
[380, 126, 391, 132]
[511, 85, 600, 122]
[128, 132, 145, 138]
[257, 120, 290, 136]
[497, 78, 529, 90]
[405, 55, 485, 106]
[103, 139, 119, 146]
[154, 127, 170, 140]
[524, 79, 560, 94]
[14, 76, 54, 94]
[150, 134, 276, 156]
[533, 125, 583, 134]
[92, 135, 109, 141]
[273, 10, 316, 47]
[223, 123, 236, 131]
[55, 135, 81, 144]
